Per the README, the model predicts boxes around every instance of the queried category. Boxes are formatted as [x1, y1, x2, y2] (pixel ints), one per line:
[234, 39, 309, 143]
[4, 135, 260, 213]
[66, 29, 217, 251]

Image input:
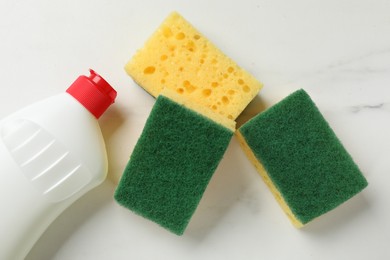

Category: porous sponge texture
[237, 89, 368, 226]
[125, 11, 263, 120]
[114, 95, 233, 235]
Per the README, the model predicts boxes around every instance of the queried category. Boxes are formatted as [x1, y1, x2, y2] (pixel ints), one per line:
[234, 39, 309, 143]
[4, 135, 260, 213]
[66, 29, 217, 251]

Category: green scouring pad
[115, 92, 234, 235]
[236, 89, 368, 227]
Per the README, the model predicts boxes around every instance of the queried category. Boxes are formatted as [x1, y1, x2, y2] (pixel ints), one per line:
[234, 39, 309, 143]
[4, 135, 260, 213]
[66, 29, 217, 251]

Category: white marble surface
[1, 0, 389, 259]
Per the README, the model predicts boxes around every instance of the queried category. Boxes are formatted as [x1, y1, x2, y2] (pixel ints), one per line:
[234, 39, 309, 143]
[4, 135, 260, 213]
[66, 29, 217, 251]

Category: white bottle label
[1, 119, 92, 202]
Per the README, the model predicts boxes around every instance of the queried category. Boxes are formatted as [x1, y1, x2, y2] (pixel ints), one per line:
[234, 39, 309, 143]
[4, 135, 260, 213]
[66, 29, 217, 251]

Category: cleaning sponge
[236, 89, 368, 227]
[125, 11, 262, 120]
[115, 92, 234, 235]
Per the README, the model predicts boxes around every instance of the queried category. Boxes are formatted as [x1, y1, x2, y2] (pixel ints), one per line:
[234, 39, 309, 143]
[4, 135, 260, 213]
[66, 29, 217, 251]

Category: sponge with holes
[236, 89, 368, 227]
[114, 92, 234, 235]
[125, 11, 262, 120]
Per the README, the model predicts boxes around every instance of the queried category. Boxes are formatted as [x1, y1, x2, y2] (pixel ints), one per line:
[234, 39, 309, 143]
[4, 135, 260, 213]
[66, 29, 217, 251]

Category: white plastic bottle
[0, 69, 117, 260]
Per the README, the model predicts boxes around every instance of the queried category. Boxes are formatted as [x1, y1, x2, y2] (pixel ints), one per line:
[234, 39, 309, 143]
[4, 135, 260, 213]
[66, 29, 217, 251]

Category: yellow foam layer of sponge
[125, 11, 263, 120]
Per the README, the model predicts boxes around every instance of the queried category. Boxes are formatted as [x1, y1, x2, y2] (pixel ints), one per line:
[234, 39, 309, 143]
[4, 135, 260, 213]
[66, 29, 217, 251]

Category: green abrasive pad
[237, 89, 368, 225]
[115, 95, 233, 235]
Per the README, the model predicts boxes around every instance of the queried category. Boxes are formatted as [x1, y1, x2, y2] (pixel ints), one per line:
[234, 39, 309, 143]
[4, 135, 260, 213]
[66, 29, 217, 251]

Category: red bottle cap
[66, 69, 117, 119]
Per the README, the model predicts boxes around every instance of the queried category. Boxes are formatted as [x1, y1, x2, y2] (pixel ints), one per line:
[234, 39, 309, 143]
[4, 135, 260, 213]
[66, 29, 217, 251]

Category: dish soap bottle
[0, 69, 117, 260]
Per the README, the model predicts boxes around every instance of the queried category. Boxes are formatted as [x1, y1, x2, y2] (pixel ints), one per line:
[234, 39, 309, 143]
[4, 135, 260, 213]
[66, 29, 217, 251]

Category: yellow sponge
[125, 11, 263, 120]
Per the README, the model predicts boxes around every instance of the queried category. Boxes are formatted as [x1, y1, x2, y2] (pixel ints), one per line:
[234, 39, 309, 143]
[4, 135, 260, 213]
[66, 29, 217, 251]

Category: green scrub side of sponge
[238, 89, 368, 225]
[114, 95, 233, 235]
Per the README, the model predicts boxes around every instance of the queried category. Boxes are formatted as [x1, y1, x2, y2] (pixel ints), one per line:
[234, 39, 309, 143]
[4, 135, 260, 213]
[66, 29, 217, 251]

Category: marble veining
[326, 47, 390, 70]
[349, 103, 388, 113]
